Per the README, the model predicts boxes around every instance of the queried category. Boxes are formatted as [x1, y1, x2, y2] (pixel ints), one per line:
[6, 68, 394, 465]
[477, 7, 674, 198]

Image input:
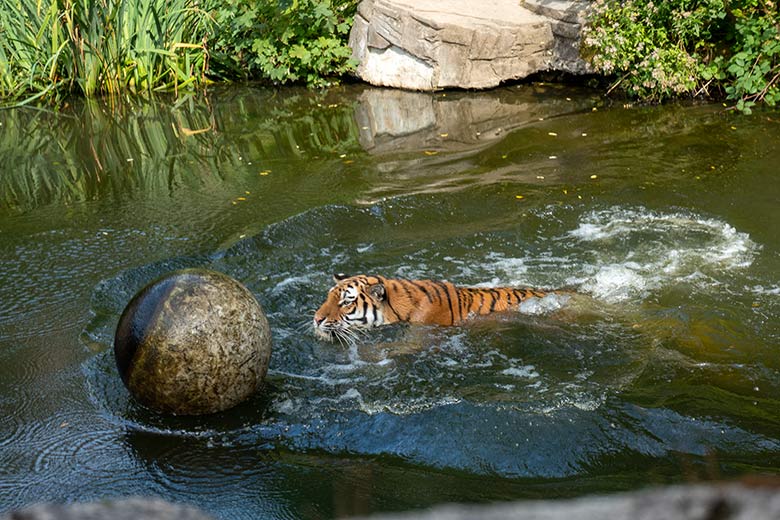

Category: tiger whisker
[338, 327, 362, 347]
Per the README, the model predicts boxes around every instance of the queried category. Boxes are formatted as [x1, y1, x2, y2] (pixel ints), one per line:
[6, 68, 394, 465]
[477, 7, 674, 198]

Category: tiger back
[313, 273, 551, 342]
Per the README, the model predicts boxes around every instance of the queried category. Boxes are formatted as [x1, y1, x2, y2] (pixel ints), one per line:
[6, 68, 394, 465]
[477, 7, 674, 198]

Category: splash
[569, 207, 758, 302]
[473, 206, 760, 304]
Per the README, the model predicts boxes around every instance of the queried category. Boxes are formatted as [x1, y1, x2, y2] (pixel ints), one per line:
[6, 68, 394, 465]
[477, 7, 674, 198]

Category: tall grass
[0, 0, 212, 104]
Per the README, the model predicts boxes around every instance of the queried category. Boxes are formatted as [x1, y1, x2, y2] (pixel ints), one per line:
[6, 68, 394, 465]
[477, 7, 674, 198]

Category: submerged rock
[348, 0, 591, 91]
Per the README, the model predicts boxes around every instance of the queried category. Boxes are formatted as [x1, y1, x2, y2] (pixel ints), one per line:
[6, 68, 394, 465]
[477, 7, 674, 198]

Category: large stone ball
[114, 268, 271, 415]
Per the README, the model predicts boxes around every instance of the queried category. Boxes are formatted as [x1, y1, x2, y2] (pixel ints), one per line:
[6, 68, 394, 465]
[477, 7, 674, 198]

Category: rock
[522, 0, 592, 75]
[114, 268, 272, 415]
[0, 498, 213, 520]
[352, 482, 780, 520]
[348, 0, 592, 91]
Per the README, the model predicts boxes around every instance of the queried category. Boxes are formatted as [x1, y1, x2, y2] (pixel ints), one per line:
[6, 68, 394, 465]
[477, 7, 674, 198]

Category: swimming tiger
[313, 273, 557, 342]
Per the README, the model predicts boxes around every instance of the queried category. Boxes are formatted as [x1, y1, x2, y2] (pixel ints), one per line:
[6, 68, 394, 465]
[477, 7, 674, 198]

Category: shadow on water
[3, 84, 780, 516]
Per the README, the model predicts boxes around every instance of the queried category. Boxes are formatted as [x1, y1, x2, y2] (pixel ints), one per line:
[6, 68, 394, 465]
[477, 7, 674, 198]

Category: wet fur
[313, 274, 550, 341]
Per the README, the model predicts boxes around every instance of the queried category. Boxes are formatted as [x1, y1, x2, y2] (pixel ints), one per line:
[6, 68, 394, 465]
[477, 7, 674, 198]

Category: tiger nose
[314, 316, 325, 326]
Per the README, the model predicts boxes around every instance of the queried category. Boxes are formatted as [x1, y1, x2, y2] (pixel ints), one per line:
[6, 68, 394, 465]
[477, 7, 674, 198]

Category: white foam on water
[518, 293, 569, 314]
[540, 393, 606, 414]
[484, 206, 759, 304]
[271, 273, 317, 295]
[577, 209, 756, 302]
[358, 396, 463, 416]
[500, 365, 540, 379]
[749, 284, 780, 295]
[569, 208, 757, 274]
[578, 263, 652, 302]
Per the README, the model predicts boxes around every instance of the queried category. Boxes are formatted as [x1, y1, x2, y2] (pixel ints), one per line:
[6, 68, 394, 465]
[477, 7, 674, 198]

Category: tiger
[313, 273, 558, 343]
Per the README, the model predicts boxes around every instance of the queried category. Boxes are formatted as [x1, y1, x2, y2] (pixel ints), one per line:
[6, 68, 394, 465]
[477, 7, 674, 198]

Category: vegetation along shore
[1, 0, 778, 112]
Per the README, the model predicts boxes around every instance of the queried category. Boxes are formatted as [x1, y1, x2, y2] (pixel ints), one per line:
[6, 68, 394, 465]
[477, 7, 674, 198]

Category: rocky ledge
[348, 0, 591, 91]
[4, 482, 780, 519]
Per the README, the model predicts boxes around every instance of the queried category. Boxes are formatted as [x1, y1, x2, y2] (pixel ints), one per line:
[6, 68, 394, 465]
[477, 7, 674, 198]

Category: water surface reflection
[1, 85, 779, 517]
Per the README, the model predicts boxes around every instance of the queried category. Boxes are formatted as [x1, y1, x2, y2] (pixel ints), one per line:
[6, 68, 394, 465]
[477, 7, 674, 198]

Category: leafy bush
[208, 0, 359, 87]
[583, 0, 780, 112]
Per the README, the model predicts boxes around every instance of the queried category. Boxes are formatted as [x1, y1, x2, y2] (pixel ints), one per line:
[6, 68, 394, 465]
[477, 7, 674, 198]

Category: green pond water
[1, 84, 779, 518]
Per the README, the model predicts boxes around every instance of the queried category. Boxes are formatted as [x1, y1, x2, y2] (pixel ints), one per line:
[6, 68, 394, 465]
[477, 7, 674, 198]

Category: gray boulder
[348, 0, 592, 91]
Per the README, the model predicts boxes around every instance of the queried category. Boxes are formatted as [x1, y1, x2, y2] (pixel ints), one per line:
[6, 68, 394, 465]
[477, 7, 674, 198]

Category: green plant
[583, 0, 780, 112]
[208, 0, 358, 87]
[0, 0, 213, 104]
[702, 6, 780, 113]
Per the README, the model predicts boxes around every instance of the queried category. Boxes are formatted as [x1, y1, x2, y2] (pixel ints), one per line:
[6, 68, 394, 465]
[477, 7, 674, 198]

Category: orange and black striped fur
[313, 273, 551, 342]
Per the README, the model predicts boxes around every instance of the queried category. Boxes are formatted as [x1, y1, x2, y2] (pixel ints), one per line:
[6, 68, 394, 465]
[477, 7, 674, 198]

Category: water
[1, 84, 779, 518]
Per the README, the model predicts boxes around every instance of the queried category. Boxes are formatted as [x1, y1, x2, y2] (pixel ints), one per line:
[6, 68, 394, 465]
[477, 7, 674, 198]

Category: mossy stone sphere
[114, 268, 271, 415]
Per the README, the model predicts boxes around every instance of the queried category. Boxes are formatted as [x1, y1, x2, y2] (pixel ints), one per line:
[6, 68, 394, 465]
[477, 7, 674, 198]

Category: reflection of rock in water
[352, 87, 596, 200]
[355, 87, 576, 155]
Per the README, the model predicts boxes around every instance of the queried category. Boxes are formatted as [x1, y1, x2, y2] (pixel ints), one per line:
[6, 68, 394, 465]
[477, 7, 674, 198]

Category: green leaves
[208, 0, 358, 87]
[584, 0, 780, 112]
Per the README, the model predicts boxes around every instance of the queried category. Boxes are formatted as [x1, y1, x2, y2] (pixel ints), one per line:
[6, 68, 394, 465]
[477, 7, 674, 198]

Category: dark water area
[1, 84, 779, 518]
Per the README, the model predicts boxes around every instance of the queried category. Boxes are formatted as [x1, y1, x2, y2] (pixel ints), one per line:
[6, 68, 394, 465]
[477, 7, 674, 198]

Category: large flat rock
[355, 482, 780, 520]
[349, 0, 591, 90]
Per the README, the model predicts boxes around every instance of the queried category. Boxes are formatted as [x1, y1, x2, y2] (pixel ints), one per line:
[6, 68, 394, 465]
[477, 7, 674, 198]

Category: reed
[0, 0, 212, 104]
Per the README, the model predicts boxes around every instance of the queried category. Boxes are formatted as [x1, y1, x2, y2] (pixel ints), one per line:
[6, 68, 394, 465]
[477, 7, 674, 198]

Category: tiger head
[313, 274, 387, 342]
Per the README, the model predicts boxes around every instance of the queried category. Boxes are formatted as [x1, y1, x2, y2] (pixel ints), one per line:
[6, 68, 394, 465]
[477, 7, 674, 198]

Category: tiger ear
[333, 273, 349, 282]
[368, 283, 386, 302]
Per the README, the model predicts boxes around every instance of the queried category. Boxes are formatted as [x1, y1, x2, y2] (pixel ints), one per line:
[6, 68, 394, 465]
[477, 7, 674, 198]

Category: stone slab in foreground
[349, 0, 591, 91]
[1, 498, 213, 520]
[357, 482, 780, 520]
[6, 483, 780, 519]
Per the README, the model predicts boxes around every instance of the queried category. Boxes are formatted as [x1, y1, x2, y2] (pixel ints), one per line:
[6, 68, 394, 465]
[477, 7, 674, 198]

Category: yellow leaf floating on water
[440, 133, 449, 137]
[424, 150, 438, 156]
[590, 175, 598, 179]
[515, 195, 524, 199]
[260, 170, 271, 175]
[237, 197, 247, 201]
[548, 132, 558, 136]
[344, 160, 354, 164]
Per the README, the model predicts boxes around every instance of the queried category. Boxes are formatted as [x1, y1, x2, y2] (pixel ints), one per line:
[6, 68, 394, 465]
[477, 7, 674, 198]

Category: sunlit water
[1, 85, 779, 518]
